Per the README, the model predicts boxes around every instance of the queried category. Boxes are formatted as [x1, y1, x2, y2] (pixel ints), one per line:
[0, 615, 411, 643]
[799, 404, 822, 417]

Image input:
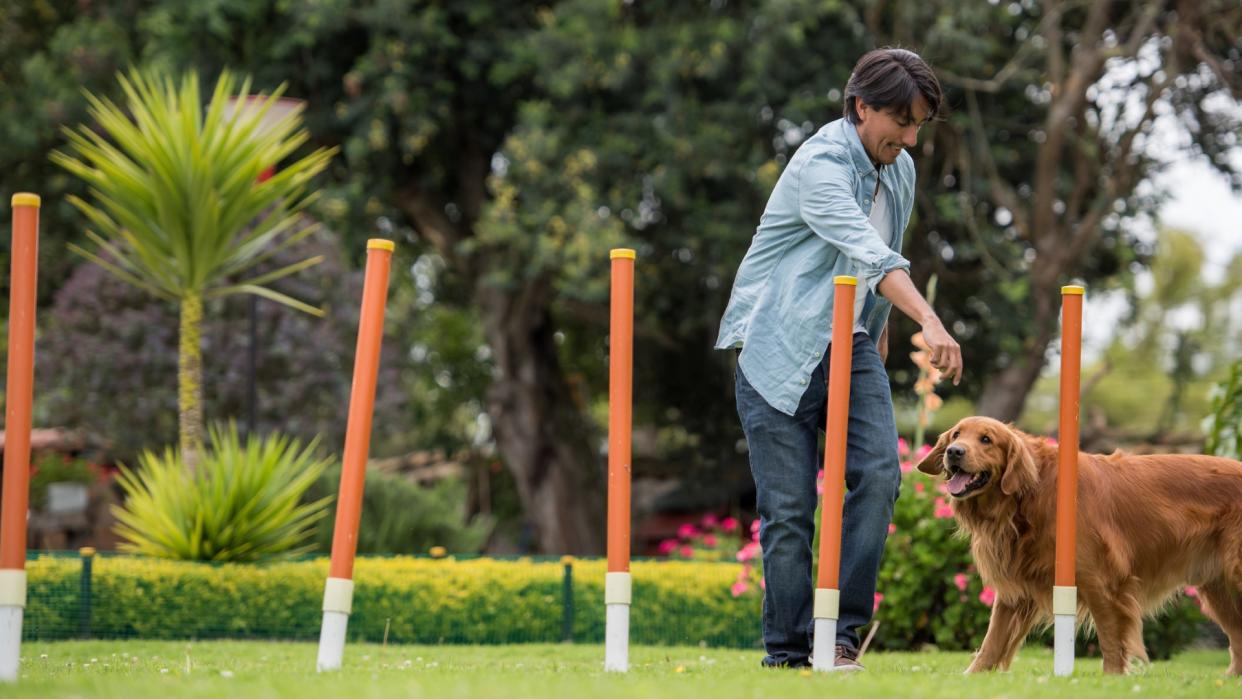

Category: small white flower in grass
[1132, 685, 1142, 693]
[160, 668, 169, 674]
[90, 658, 98, 663]
[362, 655, 371, 661]
[220, 670, 234, 678]
[39, 654, 47, 660]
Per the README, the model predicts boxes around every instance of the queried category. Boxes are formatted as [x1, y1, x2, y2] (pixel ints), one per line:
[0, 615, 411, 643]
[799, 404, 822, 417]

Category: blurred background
[0, 0, 1238, 566]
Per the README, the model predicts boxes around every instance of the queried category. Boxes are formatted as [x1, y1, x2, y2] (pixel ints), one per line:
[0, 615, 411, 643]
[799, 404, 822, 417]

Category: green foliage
[50, 68, 334, 311]
[1203, 360, 1242, 459]
[112, 424, 333, 562]
[308, 466, 494, 556]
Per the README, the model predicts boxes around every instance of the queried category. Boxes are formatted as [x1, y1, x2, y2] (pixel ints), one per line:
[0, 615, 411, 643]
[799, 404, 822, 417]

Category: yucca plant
[51, 68, 335, 471]
[112, 423, 334, 561]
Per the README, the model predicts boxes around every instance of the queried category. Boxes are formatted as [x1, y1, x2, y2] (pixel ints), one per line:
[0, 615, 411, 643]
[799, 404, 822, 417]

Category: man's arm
[877, 269, 963, 384]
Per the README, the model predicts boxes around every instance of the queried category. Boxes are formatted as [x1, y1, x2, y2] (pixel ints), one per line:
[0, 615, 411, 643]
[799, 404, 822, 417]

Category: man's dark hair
[843, 48, 942, 125]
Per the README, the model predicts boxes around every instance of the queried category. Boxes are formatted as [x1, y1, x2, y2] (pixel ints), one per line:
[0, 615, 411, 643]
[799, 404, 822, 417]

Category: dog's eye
[952, 431, 959, 439]
[980, 435, 991, 444]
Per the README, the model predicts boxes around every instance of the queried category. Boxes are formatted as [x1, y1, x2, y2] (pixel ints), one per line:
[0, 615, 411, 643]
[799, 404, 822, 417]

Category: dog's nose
[946, 444, 965, 462]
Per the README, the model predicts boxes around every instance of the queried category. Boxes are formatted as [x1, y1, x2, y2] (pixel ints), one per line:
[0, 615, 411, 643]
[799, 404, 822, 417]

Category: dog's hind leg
[1198, 579, 1242, 675]
[965, 597, 1039, 673]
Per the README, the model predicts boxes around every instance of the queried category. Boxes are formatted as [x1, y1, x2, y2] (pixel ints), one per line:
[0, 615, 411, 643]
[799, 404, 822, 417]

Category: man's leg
[834, 332, 901, 652]
[735, 363, 825, 667]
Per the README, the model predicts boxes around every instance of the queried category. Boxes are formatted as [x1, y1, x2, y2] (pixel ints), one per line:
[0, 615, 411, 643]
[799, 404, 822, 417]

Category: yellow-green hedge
[24, 555, 762, 647]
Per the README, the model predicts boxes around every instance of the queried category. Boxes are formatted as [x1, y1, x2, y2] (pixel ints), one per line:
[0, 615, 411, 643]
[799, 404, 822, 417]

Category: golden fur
[917, 416, 1242, 675]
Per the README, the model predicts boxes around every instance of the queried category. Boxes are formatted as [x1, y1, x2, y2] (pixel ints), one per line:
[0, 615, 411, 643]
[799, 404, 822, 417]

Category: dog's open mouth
[946, 466, 990, 498]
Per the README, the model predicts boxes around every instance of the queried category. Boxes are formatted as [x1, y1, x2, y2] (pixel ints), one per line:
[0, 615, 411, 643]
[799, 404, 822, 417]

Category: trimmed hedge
[23, 552, 1203, 656]
[24, 556, 762, 647]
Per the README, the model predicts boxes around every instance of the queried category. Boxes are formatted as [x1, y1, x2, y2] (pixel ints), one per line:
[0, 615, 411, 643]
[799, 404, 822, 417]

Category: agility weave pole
[812, 275, 857, 672]
[0, 194, 40, 683]
[1054, 285, 1084, 676]
[316, 239, 395, 672]
[605, 248, 635, 672]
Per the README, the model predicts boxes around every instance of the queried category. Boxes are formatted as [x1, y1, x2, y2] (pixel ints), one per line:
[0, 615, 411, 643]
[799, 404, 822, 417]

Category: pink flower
[897, 437, 910, 457]
[873, 593, 884, 613]
[816, 469, 824, 496]
[914, 482, 925, 494]
[750, 519, 761, 535]
[1184, 586, 1198, 598]
[936, 482, 950, 495]
[679, 545, 694, 558]
[731, 581, 749, 597]
[900, 461, 913, 474]
[657, 539, 678, 555]
[737, 542, 760, 563]
[677, 523, 699, 539]
[759, 578, 766, 590]
[721, 517, 739, 532]
[887, 523, 897, 535]
[934, 497, 954, 519]
[954, 573, 969, 591]
[915, 444, 933, 460]
[979, 586, 996, 606]
[701, 514, 719, 529]
[702, 534, 718, 548]
[1046, 437, 1058, 447]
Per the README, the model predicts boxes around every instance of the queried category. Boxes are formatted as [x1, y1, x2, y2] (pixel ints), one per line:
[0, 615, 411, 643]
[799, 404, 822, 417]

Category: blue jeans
[735, 333, 900, 666]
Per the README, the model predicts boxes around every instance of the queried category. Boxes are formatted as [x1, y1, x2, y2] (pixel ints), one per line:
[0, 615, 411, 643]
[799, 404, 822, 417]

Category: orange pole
[327, 240, 394, 580]
[1055, 286, 1084, 587]
[1, 194, 40, 571]
[607, 249, 635, 573]
[816, 276, 856, 590]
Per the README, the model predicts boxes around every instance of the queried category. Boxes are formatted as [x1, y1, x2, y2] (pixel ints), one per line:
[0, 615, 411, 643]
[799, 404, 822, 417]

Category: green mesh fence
[21, 552, 764, 648]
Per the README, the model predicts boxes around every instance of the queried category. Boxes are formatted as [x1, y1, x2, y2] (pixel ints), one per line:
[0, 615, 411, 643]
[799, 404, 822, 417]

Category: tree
[876, 0, 1241, 420]
[51, 69, 335, 469]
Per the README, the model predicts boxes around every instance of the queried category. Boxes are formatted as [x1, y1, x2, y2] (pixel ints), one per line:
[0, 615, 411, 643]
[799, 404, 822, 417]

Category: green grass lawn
[8, 640, 1237, 698]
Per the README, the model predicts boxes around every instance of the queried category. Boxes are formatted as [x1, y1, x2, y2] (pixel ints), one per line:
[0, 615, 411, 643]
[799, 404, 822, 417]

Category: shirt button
[864, 197, 871, 204]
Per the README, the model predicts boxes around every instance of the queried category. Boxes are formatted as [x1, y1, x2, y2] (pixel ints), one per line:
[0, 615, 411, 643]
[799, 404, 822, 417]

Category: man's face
[854, 95, 930, 166]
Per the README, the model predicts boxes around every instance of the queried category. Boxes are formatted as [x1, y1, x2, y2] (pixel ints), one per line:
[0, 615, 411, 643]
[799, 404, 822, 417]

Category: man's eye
[980, 435, 991, 444]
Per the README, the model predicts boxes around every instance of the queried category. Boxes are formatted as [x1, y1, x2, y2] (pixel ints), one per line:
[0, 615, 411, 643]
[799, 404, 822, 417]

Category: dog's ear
[916, 428, 952, 475]
[1000, 427, 1038, 495]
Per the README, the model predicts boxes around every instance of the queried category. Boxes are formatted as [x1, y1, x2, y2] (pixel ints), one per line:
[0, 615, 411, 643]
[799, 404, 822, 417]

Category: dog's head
[915, 416, 1038, 500]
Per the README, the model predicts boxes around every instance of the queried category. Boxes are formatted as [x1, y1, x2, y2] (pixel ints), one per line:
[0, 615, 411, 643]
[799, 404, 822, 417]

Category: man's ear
[916, 428, 953, 475]
[1000, 427, 1038, 495]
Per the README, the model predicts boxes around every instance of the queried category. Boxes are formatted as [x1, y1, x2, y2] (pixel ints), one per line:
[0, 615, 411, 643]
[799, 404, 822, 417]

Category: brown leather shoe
[834, 644, 865, 671]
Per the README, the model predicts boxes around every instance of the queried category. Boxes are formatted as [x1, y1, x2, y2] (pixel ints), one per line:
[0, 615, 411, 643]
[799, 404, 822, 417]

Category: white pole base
[812, 617, 839, 672]
[1053, 613, 1075, 676]
[316, 610, 349, 672]
[0, 605, 23, 682]
[604, 603, 630, 672]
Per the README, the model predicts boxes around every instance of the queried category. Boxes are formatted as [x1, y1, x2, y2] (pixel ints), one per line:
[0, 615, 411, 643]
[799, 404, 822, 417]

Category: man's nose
[902, 126, 919, 147]
[946, 444, 965, 462]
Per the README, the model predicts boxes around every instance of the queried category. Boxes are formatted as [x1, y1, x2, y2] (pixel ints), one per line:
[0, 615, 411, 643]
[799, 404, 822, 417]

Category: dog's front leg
[966, 598, 1039, 674]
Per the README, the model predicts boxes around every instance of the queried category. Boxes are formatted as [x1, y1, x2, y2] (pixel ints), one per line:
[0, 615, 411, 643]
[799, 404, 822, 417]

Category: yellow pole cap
[833, 275, 858, 286]
[610, 248, 636, 260]
[11, 193, 41, 208]
[560, 555, 575, 565]
[367, 239, 395, 252]
[1061, 285, 1085, 296]
[79, 547, 96, 557]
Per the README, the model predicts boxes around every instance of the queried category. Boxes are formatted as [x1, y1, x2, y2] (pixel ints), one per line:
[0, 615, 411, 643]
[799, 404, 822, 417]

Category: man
[715, 48, 963, 670]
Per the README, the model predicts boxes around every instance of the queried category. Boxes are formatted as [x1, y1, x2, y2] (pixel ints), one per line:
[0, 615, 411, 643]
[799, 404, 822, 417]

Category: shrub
[113, 424, 332, 561]
[308, 466, 494, 555]
[1203, 359, 1242, 459]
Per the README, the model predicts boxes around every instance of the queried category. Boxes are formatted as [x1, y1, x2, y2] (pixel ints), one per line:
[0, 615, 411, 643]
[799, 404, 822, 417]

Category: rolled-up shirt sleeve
[798, 149, 910, 294]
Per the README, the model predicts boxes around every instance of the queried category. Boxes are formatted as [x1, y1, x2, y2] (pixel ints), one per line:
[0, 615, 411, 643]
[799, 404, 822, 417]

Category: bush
[1203, 359, 1242, 459]
[22, 555, 758, 647]
[113, 424, 332, 561]
[307, 466, 494, 556]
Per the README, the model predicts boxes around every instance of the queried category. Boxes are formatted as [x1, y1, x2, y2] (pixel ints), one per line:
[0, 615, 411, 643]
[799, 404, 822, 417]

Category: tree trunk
[478, 278, 605, 554]
[974, 291, 1059, 423]
[179, 292, 204, 473]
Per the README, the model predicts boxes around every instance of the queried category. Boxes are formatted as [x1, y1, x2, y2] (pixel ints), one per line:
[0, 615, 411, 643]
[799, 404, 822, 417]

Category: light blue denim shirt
[715, 117, 915, 416]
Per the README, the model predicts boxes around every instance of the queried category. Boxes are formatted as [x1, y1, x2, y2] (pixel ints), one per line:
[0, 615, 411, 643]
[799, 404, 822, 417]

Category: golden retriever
[916, 416, 1242, 675]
